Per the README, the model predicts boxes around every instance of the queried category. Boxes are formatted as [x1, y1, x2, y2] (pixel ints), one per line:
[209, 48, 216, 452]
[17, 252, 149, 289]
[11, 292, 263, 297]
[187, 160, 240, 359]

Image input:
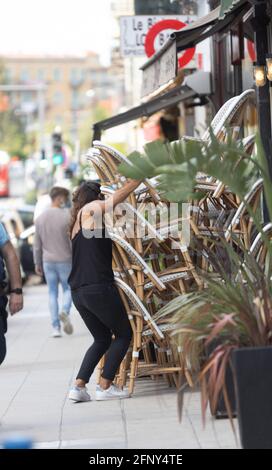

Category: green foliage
[0, 110, 27, 157]
[157, 235, 272, 423]
[24, 189, 37, 205]
[79, 105, 110, 152]
[122, 129, 272, 424]
[0, 59, 6, 84]
[119, 130, 261, 204]
[0, 59, 28, 157]
[255, 133, 272, 221]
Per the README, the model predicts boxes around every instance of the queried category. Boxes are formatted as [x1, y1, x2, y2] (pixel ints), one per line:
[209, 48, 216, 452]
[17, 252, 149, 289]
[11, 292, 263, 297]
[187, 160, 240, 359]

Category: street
[0, 283, 239, 449]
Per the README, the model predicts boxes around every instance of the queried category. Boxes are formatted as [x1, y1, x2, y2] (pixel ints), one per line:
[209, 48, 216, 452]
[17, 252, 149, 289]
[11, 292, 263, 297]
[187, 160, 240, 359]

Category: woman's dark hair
[69, 180, 102, 238]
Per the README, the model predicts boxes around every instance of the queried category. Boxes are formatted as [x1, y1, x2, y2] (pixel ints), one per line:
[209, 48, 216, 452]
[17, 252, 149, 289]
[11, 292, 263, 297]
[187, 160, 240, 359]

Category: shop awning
[92, 71, 211, 142]
[141, 0, 252, 97]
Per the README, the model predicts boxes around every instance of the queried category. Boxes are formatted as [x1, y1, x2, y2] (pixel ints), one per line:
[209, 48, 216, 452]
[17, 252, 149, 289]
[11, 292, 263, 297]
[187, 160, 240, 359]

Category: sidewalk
[0, 284, 239, 449]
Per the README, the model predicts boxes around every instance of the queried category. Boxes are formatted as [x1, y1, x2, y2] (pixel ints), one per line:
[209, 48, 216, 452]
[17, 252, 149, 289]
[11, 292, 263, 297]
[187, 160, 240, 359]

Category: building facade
[1, 52, 118, 145]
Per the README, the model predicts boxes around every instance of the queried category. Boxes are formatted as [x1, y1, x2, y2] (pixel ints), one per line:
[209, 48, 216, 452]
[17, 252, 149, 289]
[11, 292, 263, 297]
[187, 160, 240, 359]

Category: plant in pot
[119, 132, 272, 449]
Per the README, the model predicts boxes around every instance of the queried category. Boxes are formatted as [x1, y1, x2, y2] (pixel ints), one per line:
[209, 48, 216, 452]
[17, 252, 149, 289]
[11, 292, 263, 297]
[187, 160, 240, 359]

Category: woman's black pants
[72, 283, 132, 383]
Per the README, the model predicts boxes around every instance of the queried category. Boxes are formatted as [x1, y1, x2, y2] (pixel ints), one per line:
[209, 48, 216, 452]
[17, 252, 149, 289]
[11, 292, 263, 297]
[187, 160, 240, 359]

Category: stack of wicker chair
[84, 89, 259, 394]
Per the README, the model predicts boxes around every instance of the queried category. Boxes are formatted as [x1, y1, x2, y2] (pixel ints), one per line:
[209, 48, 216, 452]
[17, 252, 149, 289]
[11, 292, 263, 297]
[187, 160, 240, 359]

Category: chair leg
[128, 353, 139, 395]
[118, 348, 132, 389]
[96, 356, 105, 385]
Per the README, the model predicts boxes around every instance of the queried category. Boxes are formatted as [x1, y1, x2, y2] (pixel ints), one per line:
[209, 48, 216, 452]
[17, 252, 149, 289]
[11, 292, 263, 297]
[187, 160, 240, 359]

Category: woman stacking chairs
[83, 89, 257, 395]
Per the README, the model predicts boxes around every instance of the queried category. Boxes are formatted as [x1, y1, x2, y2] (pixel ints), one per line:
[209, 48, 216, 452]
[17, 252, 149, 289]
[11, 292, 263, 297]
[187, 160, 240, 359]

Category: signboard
[120, 15, 197, 57]
[145, 19, 195, 69]
[141, 41, 177, 98]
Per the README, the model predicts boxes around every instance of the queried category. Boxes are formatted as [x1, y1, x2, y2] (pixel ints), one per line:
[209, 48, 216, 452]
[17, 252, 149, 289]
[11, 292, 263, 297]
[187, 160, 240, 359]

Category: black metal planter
[232, 346, 272, 449]
[213, 359, 236, 419]
[206, 341, 236, 419]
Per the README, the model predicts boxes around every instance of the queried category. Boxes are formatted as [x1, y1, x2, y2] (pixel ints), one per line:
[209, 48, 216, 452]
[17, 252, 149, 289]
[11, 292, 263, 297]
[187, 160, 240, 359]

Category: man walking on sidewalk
[34, 186, 73, 338]
[0, 222, 23, 365]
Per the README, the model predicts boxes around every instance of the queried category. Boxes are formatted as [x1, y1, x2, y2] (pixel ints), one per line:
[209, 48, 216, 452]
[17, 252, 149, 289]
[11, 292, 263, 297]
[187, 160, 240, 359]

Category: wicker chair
[87, 90, 258, 395]
[92, 140, 161, 204]
[224, 178, 263, 249]
[113, 278, 185, 393]
[249, 222, 272, 271]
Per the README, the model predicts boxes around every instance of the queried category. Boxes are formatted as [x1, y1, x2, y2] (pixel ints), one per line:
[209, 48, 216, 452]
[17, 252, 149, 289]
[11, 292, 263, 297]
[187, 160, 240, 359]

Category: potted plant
[156, 240, 272, 448]
[120, 132, 272, 449]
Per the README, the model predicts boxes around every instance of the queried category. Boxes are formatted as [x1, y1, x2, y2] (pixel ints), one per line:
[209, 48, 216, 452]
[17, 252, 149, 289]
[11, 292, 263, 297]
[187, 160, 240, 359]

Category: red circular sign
[144, 19, 196, 69]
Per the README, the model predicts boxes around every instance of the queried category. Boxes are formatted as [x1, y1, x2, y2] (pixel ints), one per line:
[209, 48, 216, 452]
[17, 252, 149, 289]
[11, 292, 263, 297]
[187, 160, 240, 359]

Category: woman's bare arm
[82, 179, 141, 217]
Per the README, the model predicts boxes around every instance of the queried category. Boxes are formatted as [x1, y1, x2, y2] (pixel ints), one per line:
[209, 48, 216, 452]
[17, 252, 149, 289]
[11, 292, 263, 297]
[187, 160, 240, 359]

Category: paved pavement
[0, 284, 239, 449]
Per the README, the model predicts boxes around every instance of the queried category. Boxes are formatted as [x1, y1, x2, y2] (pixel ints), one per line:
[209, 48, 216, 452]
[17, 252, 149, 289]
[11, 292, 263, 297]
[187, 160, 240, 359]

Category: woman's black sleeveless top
[68, 216, 114, 291]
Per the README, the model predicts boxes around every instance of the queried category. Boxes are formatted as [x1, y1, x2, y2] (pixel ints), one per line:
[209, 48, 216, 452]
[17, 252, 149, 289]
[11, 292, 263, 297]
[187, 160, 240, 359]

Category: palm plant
[120, 131, 272, 220]
[120, 131, 272, 425]
[156, 237, 272, 424]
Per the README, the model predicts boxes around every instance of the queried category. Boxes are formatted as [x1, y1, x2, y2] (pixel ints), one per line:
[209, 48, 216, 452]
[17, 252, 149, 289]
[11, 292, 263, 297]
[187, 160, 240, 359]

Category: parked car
[0, 204, 34, 232]
[0, 211, 24, 248]
[16, 204, 34, 229]
[18, 225, 35, 278]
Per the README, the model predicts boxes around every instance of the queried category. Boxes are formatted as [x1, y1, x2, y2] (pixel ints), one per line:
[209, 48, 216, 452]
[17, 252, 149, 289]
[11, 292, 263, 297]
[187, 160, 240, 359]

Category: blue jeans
[43, 262, 72, 329]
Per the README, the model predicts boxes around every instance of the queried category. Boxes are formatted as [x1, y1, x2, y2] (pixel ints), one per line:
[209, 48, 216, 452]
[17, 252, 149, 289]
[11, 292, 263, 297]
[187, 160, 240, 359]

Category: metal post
[92, 125, 102, 143]
[37, 87, 45, 153]
[252, 1, 272, 222]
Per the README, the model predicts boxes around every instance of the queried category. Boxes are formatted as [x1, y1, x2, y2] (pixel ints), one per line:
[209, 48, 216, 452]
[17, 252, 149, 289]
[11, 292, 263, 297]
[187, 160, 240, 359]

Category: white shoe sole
[59, 313, 73, 335]
[96, 394, 131, 401]
[68, 392, 91, 402]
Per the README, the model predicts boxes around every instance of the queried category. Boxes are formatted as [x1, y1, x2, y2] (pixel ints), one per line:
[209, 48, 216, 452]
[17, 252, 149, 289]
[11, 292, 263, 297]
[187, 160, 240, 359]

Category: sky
[0, 0, 114, 64]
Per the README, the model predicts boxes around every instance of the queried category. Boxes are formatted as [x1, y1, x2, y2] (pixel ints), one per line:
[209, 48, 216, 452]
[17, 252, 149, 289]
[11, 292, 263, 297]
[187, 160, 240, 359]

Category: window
[5, 69, 13, 83]
[53, 68, 61, 81]
[37, 69, 46, 82]
[90, 70, 97, 79]
[70, 68, 78, 80]
[80, 69, 85, 81]
[21, 91, 31, 103]
[70, 68, 85, 84]
[20, 68, 29, 82]
[71, 89, 79, 109]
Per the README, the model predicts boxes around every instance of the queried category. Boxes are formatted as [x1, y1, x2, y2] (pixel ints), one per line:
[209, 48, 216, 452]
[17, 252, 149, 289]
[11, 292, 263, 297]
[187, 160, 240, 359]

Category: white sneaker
[96, 384, 131, 401]
[52, 328, 61, 338]
[68, 386, 91, 402]
[59, 312, 73, 335]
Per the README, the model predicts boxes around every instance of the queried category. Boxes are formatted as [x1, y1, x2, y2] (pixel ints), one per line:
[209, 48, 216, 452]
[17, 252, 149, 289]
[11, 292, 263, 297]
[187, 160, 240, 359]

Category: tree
[79, 105, 110, 151]
[0, 110, 27, 157]
[134, 0, 199, 15]
[0, 59, 6, 84]
[0, 59, 27, 158]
